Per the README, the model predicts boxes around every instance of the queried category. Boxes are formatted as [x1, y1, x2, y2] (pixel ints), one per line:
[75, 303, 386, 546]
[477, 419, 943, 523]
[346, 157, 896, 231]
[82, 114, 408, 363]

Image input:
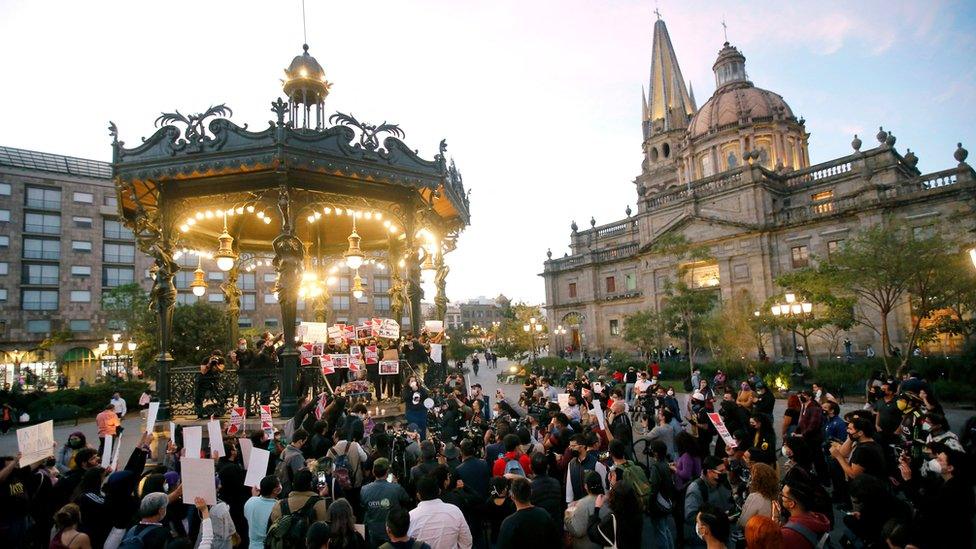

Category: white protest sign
[243, 447, 270, 487]
[111, 435, 122, 469]
[379, 360, 399, 375]
[557, 393, 570, 410]
[591, 399, 606, 431]
[181, 458, 217, 505]
[183, 426, 202, 458]
[430, 343, 443, 363]
[299, 322, 330, 343]
[239, 437, 254, 466]
[707, 413, 738, 449]
[169, 421, 176, 436]
[424, 320, 444, 334]
[17, 420, 54, 467]
[101, 435, 114, 468]
[207, 420, 225, 457]
[376, 318, 400, 339]
[145, 402, 160, 434]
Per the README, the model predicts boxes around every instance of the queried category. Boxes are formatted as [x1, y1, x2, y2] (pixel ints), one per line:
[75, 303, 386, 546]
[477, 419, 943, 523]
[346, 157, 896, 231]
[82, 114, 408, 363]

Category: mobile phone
[387, 473, 394, 483]
[317, 471, 326, 486]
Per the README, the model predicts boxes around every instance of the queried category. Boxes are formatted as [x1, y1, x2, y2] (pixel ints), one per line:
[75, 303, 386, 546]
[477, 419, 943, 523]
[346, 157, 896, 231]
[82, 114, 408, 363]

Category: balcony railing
[782, 156, 855, 188]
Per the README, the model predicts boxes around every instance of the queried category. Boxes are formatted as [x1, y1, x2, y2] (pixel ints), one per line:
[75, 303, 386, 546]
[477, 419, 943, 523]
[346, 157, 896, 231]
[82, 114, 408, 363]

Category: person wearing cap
[361, 458, 412, 546]
[896, 392, 926, 462]
[442, 442, 462, 471]
[403, 375, 430, 439]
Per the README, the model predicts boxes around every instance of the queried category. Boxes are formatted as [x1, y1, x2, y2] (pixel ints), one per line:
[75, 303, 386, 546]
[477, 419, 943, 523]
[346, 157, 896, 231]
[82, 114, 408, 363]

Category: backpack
[275, 453, 294, 495]
[329, 441, 359, 490]
[783, 521, 833, 548]
[647, 461, 674, 516]
[617, 461, 653, 513]
[504, 456, 526, 476]
[118, 524, 160, 549]
[265, 496, 322, 549]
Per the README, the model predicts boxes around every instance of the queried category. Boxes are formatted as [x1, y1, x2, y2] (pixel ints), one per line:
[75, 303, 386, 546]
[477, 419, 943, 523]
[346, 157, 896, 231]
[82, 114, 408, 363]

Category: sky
[1, 0, 974, 306]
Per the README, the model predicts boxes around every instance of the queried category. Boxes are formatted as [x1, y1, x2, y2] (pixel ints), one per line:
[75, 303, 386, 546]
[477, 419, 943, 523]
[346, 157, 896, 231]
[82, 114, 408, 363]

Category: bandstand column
[434, 252, 448, 322]
[403, 213, 423, 332]
[150, 226, 178, 421]
[272, 184, 304, 417]
[222, 251, 242, 347]
[388, 235, 405, 324]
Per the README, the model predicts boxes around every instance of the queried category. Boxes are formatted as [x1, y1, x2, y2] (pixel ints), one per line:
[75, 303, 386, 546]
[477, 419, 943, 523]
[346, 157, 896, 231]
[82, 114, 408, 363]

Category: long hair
[327, 498, 357, 537]
[53, 503, 81, 530]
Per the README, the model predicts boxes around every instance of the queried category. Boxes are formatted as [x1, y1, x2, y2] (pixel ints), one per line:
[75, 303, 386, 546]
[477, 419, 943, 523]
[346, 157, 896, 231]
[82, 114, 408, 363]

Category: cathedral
[541, 16, 974, 360]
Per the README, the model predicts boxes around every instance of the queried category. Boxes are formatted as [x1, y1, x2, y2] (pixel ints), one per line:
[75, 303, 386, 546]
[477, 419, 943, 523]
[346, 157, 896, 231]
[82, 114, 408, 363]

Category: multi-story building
[541, 17, 975, 359]
[0, 145, 399, 387]
[458, 295, 510, 330]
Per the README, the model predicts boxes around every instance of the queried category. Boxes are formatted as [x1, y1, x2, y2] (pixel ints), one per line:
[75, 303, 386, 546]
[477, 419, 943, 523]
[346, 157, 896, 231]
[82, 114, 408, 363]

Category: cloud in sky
[0, 0, 973, 306]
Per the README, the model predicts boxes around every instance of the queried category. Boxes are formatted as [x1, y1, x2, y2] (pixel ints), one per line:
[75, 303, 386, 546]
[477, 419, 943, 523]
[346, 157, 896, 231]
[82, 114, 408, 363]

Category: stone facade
[542, 18, 976, 360]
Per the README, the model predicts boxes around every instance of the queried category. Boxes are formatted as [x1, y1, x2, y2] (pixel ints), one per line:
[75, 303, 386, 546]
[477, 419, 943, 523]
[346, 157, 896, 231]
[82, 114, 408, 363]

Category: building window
[337, 277, 350, 292]
[605, 276, 616, 293]
[71, 265, 92, 277]
[0, 235, 7, 248]
[568, 282, 577, 298]
[265, 318, 279, 328]
[0, 182, 10, 195]
[242, 293, 256, 311]
[103, 219, 134, 240]
[22, 289, 59, 310]
[374, 296, 391, 311]
[609, 319, 620, 336]
[791, 245, 810, 268]
[69, 319, 91, 332]
[332, 295, 350, 310]
[103, 243, 135, 263]
[207, 272, 224, 281]
[72, 240, 92, 252]
[625, 273, 637, 291]
[700, 155, 715, 178]
[811, 190, 834, 202]
[827, 239, 843, 259]
[240, 273, 256, 290]
[263, 273, 277, 283]
[22, 264, 59, 285]
[174, 271, 192, 289]
[103, 266, 135, 287]
[0, 262, 7, 275]
[104, 195, 118, 207]
[176, 293, 197, 306]
[263, 293, 277, 304]
[70, 290, 91, 303]
[24, 212, 60, 234]
[25, 186, 61, 210]
[236, 318, 251, 328]
[27, 319, 52, 333]
[0, 209, 9, 223]
[0, 289, 6, 301]
[23, 237, 60, 260]
[912, 225, 935, 239]
[208, 293, 224, 303]
[73, 192, 94, 204]
[73, 216, 93, 228]
[374, 277, 390, 293]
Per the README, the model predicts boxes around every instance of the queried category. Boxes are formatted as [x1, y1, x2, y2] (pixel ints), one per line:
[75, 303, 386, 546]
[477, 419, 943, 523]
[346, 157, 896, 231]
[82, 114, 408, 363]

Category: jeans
[651, 515, 675, 549]
[626, 383, 635, 404]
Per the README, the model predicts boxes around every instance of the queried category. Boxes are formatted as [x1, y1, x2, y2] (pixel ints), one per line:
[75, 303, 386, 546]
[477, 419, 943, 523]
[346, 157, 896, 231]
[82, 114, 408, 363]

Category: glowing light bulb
[195, 212, 204, 220]
[324, 207, 331, 214]
[263, 217, 271, 224]
[246, 205, 255, 213]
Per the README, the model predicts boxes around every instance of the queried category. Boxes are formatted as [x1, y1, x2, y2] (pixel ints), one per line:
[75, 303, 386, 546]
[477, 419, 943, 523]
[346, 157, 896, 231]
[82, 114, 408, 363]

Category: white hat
[692, 391, 706, 401]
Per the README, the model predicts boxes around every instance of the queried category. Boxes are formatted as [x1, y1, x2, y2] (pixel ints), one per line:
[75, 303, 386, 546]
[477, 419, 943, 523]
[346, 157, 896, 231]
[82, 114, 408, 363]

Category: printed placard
[707, 412, 738, 449]
[350, 345, 362, 359]
[341, 325, 356, 341]
[356, 324, 373, 340]
[349, 355, 363, 372]
[365, 345, 379, 364]
[327, 325, 343, 341]
[259, 405, 273, 432]
[227, 407, 246, 436]
[321, 354, 335, 375]
[300, 343, 315, 366]
[17, 420, 54, 467]
[379, 360, 400, 375]
[332, 354, 350, 369]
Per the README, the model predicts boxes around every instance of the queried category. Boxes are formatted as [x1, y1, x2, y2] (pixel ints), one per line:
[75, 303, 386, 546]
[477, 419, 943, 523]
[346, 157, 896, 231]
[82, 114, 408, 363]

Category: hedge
[23, 381, 150, 421]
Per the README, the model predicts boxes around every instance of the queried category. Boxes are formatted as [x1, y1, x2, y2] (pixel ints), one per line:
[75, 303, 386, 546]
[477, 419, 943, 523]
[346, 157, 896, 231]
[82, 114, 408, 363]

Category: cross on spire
[654, 7, 661, 20]
[721, 17, 728, 42]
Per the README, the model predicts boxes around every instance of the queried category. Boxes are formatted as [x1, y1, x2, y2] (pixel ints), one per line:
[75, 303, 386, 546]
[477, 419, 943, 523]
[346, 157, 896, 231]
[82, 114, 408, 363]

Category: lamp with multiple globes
[770, 292, 814, 375]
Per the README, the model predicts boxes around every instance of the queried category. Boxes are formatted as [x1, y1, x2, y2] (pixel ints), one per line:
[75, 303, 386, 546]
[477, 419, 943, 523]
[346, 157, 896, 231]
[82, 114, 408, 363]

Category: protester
[408, 476, 472, 549]
[497, 476, 559, 549]
[50, 503, 92, 549]
[360, 458, 411, 546]
[380, 507, 432, 549]
[243, 476, 280, 548]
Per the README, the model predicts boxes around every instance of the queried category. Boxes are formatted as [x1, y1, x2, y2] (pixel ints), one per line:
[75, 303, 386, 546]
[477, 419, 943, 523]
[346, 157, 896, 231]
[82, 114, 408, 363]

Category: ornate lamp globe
[190, 257, 207, 297]
[344, 226, 364, 270]
[420, 250, 437, 282]
[352, 272, 365, 299]
[214, 227, 236, 271]
[98, 339, 109, 354]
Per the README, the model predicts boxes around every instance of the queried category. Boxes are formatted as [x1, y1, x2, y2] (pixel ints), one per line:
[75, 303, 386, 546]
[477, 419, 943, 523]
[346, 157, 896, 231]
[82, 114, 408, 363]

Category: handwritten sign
[145, 402, 160, 434]
[379, 360, 400, 375]
[365, 345, 379, 365]
[424, 320, 444, 334]
[430, 343, 443, 363]
[298, 322, 330, 344]
[707, 412, 738, 449]
[328, 325, 343, 341]
[375, 318, 400, 339]
[17, 420, 54, 467]
[181, 458, 217, 505]
[183, 426, 202, 458]
[243, 448, 270, 487]
[207, 420, 225, 457]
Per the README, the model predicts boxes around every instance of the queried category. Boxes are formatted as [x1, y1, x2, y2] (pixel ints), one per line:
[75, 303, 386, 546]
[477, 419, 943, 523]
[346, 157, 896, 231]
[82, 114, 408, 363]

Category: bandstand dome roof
[283, 44, 330, 104]
[687, 42, 797, 140]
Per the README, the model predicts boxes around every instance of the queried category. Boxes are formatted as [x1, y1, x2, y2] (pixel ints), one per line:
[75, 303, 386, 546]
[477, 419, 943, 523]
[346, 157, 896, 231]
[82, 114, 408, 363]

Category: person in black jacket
[528, 451, 565, 536]
[497, 477, 559, 549]
[588, 470, 643, 549]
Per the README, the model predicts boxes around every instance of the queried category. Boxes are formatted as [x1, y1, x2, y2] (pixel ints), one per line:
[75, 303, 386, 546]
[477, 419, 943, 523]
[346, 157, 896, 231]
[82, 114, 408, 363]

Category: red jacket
[492, 450, 533, 477]
[781, 512, 830, 548]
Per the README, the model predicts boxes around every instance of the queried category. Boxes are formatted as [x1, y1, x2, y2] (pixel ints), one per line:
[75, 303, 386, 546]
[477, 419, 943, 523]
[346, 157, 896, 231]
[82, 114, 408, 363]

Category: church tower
[637, 15, 696, 200]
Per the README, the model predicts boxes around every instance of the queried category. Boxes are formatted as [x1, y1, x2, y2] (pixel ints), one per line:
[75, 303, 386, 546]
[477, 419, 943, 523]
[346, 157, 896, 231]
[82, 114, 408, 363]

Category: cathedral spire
[688, 81, 697, 111]
[645, 17, 695, 127]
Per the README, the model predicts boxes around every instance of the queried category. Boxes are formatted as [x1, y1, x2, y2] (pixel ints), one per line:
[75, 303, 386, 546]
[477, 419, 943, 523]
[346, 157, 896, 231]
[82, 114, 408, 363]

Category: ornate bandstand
[111, 44, 470, 419]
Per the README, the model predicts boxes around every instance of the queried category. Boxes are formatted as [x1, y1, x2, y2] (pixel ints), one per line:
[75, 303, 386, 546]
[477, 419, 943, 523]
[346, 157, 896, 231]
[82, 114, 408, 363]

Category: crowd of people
[2, 357, 975, 549]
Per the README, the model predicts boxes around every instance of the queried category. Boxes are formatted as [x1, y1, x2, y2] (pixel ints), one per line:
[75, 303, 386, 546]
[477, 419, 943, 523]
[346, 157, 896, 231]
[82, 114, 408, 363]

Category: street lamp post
[753, 311, 768, 361]
[554, 325, 567, 356]
[523, 317, 544, 371]
[102, 333, 138, 382]
[771, 293, 814, 377]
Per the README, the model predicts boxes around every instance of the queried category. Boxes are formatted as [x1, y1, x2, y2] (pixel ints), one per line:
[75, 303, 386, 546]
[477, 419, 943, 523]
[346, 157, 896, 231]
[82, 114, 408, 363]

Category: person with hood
[773, 476, 830, 549]
[57, 431, 89, 474]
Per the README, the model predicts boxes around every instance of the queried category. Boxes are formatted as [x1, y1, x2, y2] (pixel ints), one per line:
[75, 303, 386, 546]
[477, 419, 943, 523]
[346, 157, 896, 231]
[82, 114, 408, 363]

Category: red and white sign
[314, 393, 329, 420]
[379, 360, 399, 375]
[332, 354, 350, 369]
[227, 407, 246, 435]
[321, 354, 335, 375]
[365, 345, 379, 365]
[707, 412, 738, 449]
[260, 405, 273, 432]
[299, 343, 315, 366]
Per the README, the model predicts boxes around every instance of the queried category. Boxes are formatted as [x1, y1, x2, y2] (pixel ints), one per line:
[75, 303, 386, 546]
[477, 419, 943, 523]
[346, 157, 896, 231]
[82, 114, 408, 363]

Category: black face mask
[569, 449, 580, 459]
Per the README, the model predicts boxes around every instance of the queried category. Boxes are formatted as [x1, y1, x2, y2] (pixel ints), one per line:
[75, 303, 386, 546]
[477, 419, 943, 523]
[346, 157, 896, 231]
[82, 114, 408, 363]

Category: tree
[493, 302, 546, 362]
[622, 309, 669, 354]
[700, 291, 764, 365]
[135, 301, 229, 376]
[446, 328, 475, 361]
[101, 283, 150, 332]
[774, 267, 856, 368]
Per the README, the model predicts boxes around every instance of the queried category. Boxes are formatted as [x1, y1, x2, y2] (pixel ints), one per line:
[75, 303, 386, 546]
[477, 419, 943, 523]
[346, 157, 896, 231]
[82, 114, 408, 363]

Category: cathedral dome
[688, 83, 795, 140]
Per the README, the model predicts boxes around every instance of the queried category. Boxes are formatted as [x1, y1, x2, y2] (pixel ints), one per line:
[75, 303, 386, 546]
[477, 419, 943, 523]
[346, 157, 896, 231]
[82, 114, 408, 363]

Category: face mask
[922, 422, 932, 432]
[569, 448, 579, 458]
[927, 458, 942, 475]
[410, 382, 418, 390]
[68, 438, 83, 449]
[897, 400, 908, 411]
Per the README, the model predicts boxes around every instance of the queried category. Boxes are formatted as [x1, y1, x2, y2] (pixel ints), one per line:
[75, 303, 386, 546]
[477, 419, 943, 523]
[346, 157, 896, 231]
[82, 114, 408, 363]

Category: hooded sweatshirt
[782, 511, 831, 548]
[492, 450, 533, 477]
